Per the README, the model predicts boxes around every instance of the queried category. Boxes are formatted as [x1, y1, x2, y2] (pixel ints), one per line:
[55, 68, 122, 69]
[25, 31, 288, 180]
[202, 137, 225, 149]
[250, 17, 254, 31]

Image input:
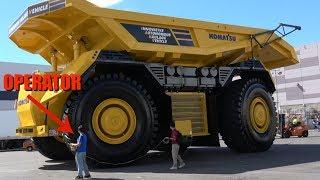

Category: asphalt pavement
[0, 130, 320, 180]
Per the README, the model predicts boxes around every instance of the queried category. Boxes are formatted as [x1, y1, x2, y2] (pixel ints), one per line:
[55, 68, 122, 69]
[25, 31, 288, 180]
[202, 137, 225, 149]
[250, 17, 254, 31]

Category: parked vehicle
[283, 122, 309, 138]
[0, 137, 28, 151]
[0, 110, 28, 151]
[23, 139, 36, 152]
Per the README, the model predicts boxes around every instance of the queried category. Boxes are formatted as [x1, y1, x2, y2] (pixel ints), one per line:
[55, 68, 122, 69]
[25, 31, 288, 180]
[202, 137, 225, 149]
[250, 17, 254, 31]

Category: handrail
[250, 23, 301, 48]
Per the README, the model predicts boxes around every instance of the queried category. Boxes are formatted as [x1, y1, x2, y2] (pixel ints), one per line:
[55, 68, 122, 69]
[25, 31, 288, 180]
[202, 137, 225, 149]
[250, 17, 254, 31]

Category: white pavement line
[0, 169, 35, 173]
[0, 160, 39, 166]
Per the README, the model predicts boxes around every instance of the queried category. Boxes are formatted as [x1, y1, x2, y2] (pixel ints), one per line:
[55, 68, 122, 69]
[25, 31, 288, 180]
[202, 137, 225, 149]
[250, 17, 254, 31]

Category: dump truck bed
[9, 0, 298, 69]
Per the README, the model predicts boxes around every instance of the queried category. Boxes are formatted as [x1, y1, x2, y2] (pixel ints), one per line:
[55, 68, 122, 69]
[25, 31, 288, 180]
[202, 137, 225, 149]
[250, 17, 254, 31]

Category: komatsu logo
[209, 33, 236, 41]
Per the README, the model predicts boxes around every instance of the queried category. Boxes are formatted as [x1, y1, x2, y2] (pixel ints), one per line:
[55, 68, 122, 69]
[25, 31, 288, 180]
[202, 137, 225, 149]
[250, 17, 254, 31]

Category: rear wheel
[66, 74, 159, 164]
[33, 137, 73, 160]
[283, 130, 291, 138]
[26, 146, 33, 152]
[303, 130, 308, 137]
[219, 78, 276, 152]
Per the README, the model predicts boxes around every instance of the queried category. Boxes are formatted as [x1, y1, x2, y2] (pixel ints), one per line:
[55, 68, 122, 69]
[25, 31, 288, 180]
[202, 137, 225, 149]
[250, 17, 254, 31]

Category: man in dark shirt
[71, 125, 91, 179]
[166, 122, 185, 170]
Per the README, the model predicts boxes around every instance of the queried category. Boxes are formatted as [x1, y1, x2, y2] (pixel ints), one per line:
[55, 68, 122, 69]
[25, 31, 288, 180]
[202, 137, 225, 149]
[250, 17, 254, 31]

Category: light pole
[297, 83, 306, 124]
[274, 69, 280, 114]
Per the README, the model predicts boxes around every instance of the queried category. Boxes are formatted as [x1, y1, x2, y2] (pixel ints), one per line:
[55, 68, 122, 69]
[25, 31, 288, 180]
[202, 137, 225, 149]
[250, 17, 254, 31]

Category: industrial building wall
[272, 42, 320, 120]
[0, 62, 50, 137]
[0, 111, 19, 137]
[0, 62, 50, 110]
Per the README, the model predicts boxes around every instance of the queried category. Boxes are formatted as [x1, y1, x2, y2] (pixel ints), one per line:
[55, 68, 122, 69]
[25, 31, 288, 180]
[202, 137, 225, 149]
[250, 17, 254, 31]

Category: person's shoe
[170, 166, 178, 170]
[84, 174, 91, 179]
[179, 162, 186, 168]
[75, 176, 83, 180]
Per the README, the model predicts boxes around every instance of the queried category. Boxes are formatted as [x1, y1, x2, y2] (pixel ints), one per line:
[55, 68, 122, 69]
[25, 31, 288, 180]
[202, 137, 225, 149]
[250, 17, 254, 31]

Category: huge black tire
[65, 74, 159, 164]
[33, 137, 73, 160]
[219, 78, 276, 152]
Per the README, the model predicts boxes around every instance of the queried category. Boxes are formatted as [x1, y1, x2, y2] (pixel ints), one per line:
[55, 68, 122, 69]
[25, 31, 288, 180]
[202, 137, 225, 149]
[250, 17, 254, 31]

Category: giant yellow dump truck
[10, 0, 300, 163]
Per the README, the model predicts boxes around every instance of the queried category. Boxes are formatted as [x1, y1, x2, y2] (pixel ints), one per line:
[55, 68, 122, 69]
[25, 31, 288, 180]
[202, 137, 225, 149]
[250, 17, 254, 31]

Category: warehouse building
[271, 42, 320, 123]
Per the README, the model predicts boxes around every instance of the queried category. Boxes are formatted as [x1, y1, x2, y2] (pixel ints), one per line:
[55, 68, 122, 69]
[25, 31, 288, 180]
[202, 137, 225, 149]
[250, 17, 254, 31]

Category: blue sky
[0, 0, 319, 65]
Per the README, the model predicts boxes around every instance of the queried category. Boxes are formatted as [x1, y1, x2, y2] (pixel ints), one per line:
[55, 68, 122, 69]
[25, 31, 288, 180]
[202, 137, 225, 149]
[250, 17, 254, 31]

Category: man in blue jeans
[71, 125, 91, 179]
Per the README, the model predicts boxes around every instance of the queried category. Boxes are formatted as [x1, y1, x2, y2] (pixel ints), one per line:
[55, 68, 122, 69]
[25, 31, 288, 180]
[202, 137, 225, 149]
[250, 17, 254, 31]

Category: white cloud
[87, 0, 123, 7]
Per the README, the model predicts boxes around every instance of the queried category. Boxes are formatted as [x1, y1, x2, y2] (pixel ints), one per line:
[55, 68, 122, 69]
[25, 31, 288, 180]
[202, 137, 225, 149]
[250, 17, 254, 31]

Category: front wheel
[66, 74, 159, 164]
[219, 78, 277, 152]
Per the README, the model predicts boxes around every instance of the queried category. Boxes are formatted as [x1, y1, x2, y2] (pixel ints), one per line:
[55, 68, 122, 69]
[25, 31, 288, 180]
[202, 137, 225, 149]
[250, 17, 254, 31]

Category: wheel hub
[249, 97, 270, 133]
[92, 98, 136, 144]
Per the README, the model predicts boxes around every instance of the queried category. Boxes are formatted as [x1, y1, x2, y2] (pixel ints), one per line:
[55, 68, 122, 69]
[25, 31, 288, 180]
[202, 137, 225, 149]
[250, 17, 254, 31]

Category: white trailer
[0, 62, 49, 150]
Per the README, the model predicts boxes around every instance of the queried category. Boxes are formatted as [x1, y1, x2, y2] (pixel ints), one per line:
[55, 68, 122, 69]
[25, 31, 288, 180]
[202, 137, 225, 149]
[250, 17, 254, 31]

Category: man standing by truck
[71, 125, 91, 179]
[165, 122, 186, 170]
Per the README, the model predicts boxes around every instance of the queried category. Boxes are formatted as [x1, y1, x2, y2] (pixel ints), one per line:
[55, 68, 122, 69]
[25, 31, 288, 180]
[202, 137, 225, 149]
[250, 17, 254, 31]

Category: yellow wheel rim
[92, 98, 136, 144]
[249, 97, 270, 133]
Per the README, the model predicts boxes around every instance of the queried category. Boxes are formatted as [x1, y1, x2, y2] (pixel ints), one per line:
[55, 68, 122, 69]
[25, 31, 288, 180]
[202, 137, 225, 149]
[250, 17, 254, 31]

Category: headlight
[17, 98, 29, 106]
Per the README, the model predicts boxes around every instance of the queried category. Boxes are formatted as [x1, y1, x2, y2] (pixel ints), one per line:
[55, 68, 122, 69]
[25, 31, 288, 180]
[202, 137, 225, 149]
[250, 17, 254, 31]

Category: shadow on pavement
[91, 178, 123, 180]
[39, 143, 320, 174]
[40, 160, 74, 171]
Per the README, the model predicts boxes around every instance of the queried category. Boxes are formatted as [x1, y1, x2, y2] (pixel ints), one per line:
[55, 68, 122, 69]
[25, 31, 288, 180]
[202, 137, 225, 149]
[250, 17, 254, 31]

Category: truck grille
[167, 92, 209, 136]
[219, 67, 233, 86]
[147, 64, 165, 85]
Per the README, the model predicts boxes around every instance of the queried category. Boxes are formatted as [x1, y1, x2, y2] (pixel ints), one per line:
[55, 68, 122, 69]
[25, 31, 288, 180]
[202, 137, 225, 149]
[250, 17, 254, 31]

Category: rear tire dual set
[34, 76, 277, 162]
[219, 78, 277, 152]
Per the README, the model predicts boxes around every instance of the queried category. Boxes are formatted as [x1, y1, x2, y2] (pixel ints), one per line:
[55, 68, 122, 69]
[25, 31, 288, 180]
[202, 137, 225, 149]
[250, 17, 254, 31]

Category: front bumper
[16, 125, 49, 137]
[16, 125, 61, 137]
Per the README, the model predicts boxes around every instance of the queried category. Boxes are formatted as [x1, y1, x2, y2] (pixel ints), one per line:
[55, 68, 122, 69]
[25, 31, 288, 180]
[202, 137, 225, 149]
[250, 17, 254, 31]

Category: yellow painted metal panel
[16, 50, 99, 137]
[167, 92, 209, 136]
[40, 50, 99, 103]
[9, 0, 297, 70]
[17, 86, 46, 128]
[175, 120, 192, 136]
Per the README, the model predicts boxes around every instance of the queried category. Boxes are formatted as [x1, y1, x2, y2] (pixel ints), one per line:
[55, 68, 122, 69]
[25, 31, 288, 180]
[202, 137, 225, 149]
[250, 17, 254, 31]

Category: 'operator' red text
[3, 74, 81, 91]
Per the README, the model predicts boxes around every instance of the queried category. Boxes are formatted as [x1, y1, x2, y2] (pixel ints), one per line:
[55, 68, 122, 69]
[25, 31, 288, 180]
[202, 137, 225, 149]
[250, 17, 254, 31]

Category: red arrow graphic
[27, 95, 74, 134]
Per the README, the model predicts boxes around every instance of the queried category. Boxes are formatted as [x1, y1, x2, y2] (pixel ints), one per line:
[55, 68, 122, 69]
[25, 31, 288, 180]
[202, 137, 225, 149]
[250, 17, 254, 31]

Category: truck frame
[9, 0, 300, 164]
